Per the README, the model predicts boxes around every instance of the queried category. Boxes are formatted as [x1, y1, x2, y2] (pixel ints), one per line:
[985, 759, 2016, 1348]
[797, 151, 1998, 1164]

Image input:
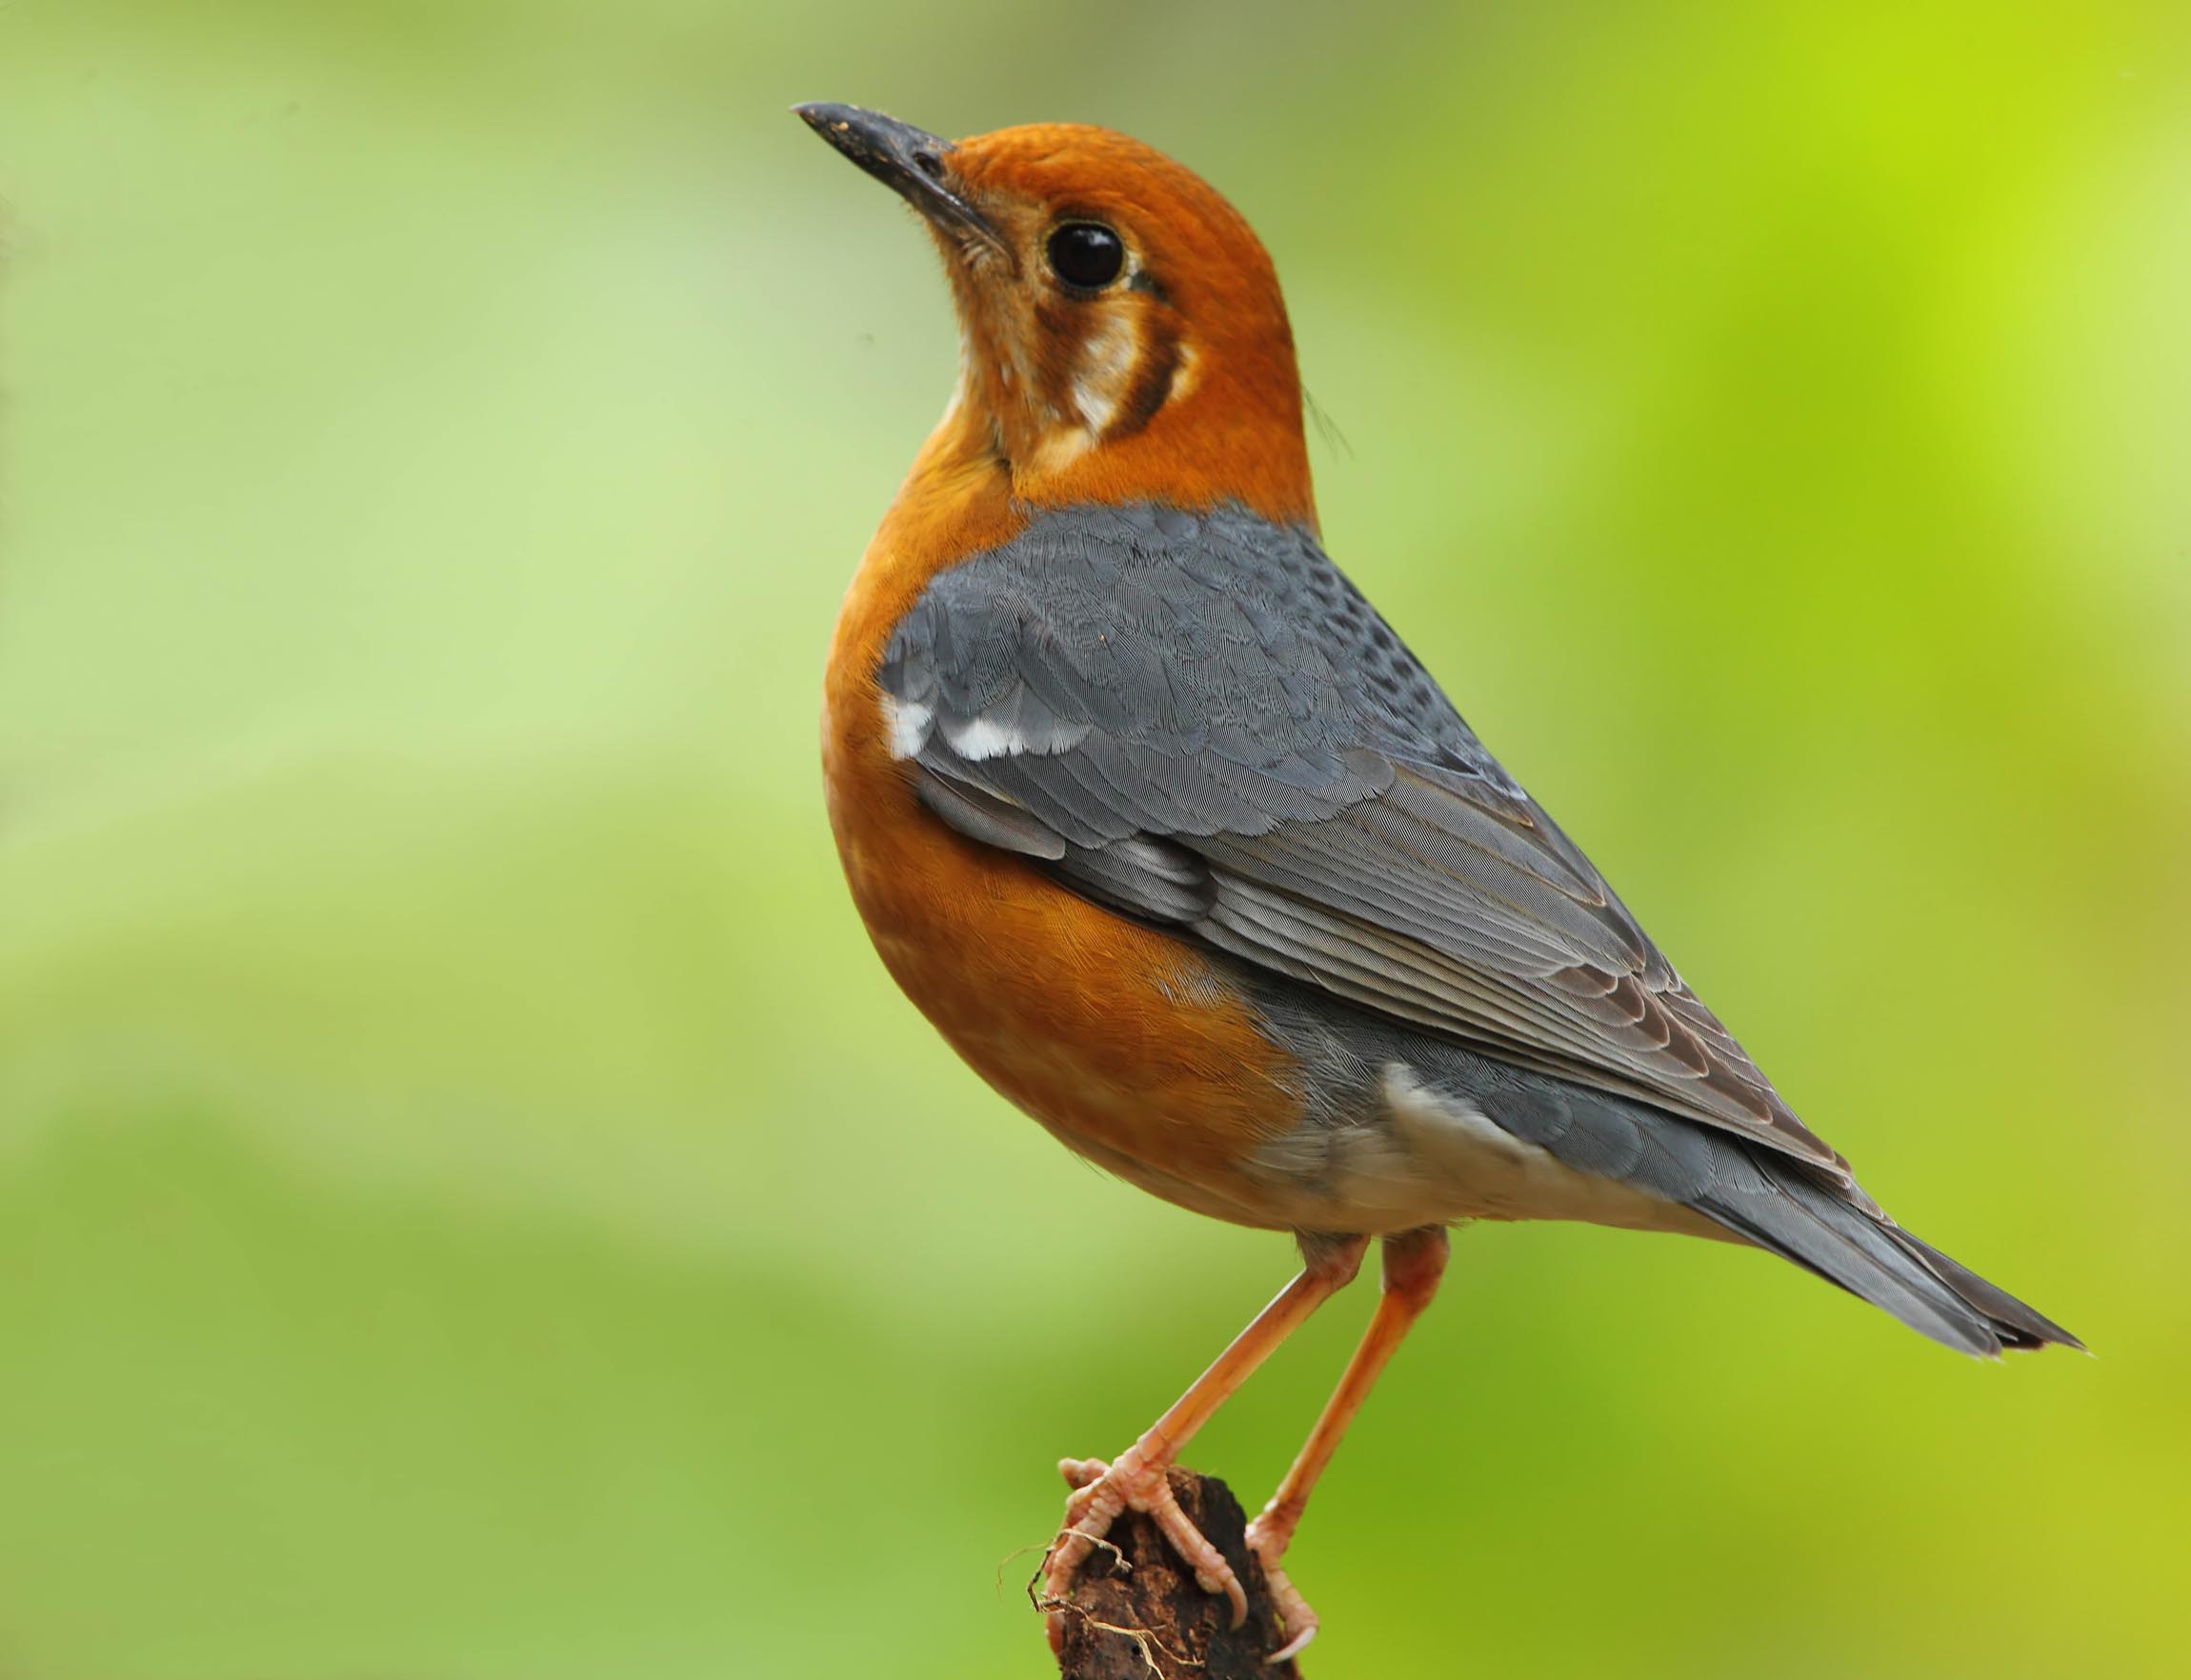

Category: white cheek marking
[1071, 314, 1139, 435]
[880, 694, 932, 760]
[1031, 428, 1096, 473]
[1167, 340, 1198, 406]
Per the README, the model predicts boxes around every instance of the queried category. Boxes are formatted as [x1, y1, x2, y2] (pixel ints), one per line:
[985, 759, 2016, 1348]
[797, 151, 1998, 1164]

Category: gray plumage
[880, 501, 2077, 1357]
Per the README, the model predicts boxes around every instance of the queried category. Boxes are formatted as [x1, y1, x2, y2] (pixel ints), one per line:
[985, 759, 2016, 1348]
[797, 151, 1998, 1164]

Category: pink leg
[1039, 1237, 1367, 1644]
[1247, 1226, 1450, 1662]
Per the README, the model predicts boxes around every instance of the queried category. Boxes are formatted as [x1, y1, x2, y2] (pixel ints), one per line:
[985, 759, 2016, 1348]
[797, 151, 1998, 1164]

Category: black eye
[1046, 222, 1125, 290]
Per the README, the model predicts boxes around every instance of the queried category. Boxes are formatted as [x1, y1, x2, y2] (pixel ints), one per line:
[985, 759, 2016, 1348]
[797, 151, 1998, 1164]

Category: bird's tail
[1692, 1152, 2082, 1358]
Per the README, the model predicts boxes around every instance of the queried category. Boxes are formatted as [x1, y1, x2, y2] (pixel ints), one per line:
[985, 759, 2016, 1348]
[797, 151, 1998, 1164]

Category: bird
[794, 101, 2080, 1663]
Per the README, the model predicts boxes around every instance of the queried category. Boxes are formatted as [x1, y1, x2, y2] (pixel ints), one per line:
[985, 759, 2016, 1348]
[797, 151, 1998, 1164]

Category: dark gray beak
[794, 103, 1007, 259]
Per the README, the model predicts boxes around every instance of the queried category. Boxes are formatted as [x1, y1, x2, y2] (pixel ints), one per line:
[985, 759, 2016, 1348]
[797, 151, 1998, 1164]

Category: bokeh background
[5, 2, 2188, 1675]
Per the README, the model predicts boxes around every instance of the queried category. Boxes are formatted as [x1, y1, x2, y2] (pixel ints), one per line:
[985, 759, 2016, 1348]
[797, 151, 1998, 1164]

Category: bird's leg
[1246, 1225, 1451, 1663]
[1039, 1235, 1367, 1643]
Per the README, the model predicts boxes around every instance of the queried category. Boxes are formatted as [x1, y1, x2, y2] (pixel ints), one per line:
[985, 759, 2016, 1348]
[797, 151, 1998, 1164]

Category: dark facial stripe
[1107, 316, 1182, 441]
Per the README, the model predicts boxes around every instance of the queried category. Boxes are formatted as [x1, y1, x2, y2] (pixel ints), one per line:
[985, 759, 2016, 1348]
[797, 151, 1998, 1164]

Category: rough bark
[1048, 1467, 1304, 1679]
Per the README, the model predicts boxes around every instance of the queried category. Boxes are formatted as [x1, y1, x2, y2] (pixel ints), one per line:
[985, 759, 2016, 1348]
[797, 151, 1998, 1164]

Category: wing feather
[882, 503, 1845, 1176]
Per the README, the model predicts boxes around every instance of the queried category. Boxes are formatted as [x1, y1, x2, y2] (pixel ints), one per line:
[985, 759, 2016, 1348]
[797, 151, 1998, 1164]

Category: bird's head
[797, 104, 1313, 526]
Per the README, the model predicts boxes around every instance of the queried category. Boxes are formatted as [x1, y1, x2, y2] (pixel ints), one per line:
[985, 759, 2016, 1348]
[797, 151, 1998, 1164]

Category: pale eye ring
[1046, 222, 1125, 290]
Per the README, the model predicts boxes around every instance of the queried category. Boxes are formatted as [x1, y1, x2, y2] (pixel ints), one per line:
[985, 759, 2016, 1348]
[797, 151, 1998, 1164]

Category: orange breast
[821, 417, 1302, 1224]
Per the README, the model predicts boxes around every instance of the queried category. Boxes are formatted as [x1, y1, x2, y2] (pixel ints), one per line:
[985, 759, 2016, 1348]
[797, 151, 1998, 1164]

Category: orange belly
[824, 698, 1304, 1226]
[819, 438, 1302, 1226]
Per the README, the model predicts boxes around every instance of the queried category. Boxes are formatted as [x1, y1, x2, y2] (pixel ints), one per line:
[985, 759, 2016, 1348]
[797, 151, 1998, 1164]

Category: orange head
[796, 104, 1314, 527]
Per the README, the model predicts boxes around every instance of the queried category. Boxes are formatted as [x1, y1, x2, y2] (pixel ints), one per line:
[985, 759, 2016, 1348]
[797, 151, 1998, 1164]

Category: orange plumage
[800, 110, 1458, 1661]
[822, 336, 1304, 1216]
[797, 101, 2078, 1667]
[817, 122, 1327, 1215]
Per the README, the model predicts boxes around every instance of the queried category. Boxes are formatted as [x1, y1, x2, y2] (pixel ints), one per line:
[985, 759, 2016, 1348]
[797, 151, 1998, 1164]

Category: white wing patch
[938, 713, 1091, 762]
[879, 694, 933, 760]
[942, 715, 1025, 761]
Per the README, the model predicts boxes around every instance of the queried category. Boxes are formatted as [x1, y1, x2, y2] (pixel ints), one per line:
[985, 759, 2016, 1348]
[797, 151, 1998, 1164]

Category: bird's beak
[794, 103, 1009, 261]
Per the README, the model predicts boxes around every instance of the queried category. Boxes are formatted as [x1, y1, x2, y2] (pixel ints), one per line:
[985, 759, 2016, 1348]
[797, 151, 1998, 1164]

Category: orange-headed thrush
[795, 102, 2080, 1661]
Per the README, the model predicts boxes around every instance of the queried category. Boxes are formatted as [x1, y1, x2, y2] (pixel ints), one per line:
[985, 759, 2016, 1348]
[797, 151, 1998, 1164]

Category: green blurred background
[4, 2, 2187, 1675]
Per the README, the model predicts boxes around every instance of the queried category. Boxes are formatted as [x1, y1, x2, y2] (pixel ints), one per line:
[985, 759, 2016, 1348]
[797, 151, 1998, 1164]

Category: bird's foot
[1038, 1448, 1249, 1646]
[1244, 1510, 1318, 1664]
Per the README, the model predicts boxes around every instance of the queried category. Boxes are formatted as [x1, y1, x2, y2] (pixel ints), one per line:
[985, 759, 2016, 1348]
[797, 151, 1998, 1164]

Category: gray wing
[881, 502, 1846, 1178]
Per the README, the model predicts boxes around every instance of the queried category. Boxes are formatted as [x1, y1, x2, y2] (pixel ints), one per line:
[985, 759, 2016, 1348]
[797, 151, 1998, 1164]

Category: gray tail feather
[1693, 1153, 2082, 1358]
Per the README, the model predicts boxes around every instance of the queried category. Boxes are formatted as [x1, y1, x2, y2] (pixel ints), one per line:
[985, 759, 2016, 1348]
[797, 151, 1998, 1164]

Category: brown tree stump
[1047, 1466, 1305, 1679]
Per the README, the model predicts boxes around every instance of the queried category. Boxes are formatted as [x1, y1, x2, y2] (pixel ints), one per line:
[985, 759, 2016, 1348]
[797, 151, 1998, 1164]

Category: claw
[1039, 1447, 1251, 1632]
[1245, 1513, 1318, 1663]
[1032, 1252, 1370, 1663]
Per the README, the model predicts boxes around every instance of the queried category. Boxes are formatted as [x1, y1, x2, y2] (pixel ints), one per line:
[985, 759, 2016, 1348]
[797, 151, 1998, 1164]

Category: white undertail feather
[1240, 1063, 1730, 1240]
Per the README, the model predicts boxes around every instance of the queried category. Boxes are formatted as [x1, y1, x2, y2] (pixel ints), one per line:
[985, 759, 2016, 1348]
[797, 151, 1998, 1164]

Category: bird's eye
[1046, 222, 1125, 290]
